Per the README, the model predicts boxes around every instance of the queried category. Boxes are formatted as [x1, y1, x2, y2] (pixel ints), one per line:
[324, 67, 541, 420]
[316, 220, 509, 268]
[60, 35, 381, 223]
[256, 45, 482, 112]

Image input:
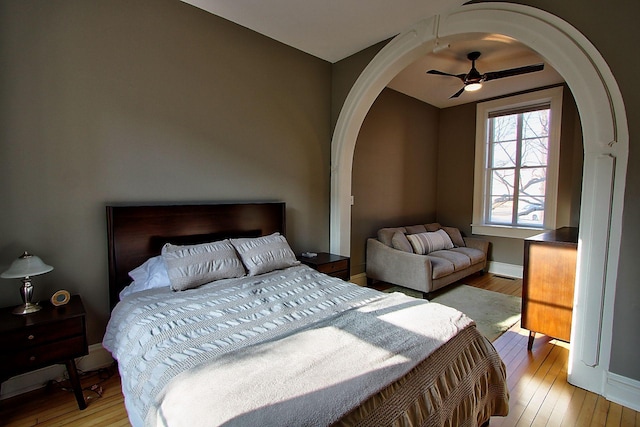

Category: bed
[103, 202, 509, 427]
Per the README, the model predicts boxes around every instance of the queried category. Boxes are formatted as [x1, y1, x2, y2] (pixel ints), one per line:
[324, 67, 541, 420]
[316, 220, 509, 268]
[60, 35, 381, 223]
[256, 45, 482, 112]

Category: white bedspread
[103, 265, 473, 427]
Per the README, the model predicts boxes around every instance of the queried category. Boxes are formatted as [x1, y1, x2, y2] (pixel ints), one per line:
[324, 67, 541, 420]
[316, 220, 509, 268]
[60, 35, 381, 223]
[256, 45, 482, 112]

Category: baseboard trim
[0, 343, 114, 400]
[606, 371, 640, 412]
[487, 261, 523, 279]
[349, 272, 367, 287]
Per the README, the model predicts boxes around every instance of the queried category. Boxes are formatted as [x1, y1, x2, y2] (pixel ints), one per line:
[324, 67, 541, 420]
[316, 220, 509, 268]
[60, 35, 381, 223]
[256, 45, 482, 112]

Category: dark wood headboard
[106, 202, 286, 310]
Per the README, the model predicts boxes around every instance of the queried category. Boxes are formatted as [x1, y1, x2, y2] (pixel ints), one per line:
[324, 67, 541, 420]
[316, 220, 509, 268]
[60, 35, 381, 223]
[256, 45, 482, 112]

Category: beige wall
[351, 88, 440, 274]
[0, 0, 332, 344]
[331, 40, 390, 132]
[435, 103, 476, 233]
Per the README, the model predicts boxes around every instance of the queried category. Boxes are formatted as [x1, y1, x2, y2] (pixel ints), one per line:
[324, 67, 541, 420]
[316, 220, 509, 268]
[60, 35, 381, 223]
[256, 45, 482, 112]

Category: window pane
[519, 167, 547, 197]
[489, 198, 513, 224]
[489, 169, 514, 224]
[491, 140, 517, 168]
[517, 196, 545, 226]
[491, 169, 514, 196]
[491, 115, 517, 142]
[522, 109, 550, 139]
[521, 137, 549, 167]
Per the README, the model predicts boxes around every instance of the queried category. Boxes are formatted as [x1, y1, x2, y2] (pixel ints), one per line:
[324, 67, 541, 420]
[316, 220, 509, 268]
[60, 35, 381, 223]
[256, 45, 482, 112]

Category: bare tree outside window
[473, 88, 562, 238]
[486, 107, 550, 227]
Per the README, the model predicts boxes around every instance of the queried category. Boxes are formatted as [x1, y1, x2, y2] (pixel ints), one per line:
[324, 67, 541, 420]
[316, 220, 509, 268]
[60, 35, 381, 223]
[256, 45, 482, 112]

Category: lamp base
[13, 302, 41, 315]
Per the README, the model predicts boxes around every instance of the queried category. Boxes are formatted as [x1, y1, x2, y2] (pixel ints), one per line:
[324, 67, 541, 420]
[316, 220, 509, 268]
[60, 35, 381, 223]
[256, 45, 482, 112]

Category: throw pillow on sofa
[407, 229, 455, 255]
[441, 226, 466, 247]
[405, 224, 427, 234]
[425, 222, 442, 232]
[391, 231, 413, 253]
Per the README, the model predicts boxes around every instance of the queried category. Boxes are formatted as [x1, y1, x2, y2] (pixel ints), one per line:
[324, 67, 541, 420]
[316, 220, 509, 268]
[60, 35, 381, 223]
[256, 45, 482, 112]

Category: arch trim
[330, 2, 628, 397]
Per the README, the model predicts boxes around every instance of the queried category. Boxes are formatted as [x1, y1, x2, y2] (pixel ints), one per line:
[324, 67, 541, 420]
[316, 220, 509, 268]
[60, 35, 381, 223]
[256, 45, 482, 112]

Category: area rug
[384, 284, 521, 342]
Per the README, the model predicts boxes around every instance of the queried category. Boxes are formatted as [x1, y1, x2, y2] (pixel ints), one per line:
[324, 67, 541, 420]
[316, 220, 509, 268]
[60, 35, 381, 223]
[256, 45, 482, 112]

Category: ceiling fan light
[465, 82, 482, 92]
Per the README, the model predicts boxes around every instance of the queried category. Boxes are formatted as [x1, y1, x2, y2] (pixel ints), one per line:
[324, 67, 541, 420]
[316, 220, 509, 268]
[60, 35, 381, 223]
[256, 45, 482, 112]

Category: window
[472, 87, 563, 239]
[487, 107, 549, 227]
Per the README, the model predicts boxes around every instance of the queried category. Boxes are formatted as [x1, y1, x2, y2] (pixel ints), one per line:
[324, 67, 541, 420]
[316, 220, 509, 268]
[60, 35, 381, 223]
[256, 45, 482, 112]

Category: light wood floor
[1, 273, 637, 426]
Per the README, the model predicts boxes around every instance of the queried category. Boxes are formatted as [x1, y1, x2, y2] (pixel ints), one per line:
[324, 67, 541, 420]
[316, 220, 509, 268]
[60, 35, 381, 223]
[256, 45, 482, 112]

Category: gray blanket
[103, 265, 472, 427]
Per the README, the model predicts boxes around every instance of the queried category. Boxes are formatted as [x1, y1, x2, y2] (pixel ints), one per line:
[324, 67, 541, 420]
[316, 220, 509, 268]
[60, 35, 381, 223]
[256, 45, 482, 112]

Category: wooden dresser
[521, 227, 578, 350]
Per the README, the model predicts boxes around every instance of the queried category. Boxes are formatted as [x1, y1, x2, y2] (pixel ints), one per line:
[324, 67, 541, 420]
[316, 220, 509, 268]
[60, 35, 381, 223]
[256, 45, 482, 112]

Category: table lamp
[1, 251, 53, 315]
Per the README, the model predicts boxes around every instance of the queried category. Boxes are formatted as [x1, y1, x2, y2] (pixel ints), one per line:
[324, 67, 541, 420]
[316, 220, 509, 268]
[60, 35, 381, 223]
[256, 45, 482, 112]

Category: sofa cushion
[429, 250, 472, 271]
[391, 231, 413, 253]
[450, 247, 485, 265]
[426, 255, 456, 279]
[425, 222, 442, 232]
[378, 227, 407, 247]
[407, 229, 454, 255]
[442, 226, 466, 247]
[405, 224, 427, 234]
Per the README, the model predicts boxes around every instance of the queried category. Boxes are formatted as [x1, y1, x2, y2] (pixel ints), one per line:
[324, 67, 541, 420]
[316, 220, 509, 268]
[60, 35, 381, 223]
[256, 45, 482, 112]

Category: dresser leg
[527, 331, 536, 351]
[65, 359, 86, 410]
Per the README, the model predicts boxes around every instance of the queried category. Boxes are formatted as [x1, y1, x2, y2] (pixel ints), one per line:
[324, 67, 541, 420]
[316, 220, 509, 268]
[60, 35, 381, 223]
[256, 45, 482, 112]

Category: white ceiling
[181, 0, 565, 108]
[181, 0, 463, 63]
[389, 34, 564, 108]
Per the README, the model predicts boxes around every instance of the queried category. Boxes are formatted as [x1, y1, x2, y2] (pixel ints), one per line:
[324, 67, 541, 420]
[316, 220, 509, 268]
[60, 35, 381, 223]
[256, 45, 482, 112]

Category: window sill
[471, 224, 548, 239]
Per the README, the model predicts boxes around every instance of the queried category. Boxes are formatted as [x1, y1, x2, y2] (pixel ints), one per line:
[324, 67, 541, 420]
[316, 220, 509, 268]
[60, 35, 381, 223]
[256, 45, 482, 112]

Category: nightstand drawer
[2, 335, 87, 371]
[315, 259, 348, 274]
[3, 317, 83, 348]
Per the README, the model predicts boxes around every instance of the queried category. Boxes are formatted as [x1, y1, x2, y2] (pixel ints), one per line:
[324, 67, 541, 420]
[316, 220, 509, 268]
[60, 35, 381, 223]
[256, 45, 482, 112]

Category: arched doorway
[330, 3, 628, 398]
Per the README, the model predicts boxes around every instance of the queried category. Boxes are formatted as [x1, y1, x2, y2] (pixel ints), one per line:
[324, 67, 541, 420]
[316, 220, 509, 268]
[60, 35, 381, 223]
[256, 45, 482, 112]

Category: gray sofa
[366, 223, 488, 298]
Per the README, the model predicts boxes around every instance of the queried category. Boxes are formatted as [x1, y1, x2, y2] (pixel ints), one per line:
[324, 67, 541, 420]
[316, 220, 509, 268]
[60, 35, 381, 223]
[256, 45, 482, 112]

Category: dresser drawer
[315, 259, 349, 275]
[2, 317, 84, 348]
[2, 335, 87, 372]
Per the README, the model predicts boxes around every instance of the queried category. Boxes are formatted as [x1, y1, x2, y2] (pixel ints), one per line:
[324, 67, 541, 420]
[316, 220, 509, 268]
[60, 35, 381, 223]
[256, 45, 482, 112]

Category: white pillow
[231, 233, 300, 276]
[119, 256, 171, 300]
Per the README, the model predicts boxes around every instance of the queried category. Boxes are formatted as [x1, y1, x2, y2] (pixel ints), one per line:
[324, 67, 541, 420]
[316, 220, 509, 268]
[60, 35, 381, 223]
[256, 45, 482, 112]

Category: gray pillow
[161, 239, 246, 291]
[391, 231, 413, 253]
[425, 222, 442, 232]
[442, 226, 466, 247]
[377, 227, 407, 247]
[405, 224, 427, 234]
[231, 233, 300, 276]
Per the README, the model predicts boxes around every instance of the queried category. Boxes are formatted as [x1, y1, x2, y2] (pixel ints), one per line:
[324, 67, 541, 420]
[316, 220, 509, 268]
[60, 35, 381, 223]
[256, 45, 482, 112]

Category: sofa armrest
[463, 237, 489, 255]
[366, 238, 433, 293]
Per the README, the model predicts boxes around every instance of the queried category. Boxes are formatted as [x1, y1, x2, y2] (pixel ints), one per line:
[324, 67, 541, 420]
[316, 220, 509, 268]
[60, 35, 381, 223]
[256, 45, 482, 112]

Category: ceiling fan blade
[483, 63, 544, 81]
[427, 70, 467, 82]
[427, 69, 456, 77]
[449, 87, 466, 99]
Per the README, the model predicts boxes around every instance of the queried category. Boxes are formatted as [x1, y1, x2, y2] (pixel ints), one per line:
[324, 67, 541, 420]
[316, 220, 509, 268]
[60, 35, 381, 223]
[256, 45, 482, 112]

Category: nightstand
[298, 252, 350, 281]
[0, 295, 88, 409]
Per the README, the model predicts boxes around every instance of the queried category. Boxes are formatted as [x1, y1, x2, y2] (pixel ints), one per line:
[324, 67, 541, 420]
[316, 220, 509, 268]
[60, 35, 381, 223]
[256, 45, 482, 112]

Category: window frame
[472, 87, 564, 239]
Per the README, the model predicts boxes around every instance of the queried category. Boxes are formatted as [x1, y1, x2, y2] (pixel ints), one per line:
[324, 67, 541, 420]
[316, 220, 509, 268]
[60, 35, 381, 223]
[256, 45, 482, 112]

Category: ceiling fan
[427, 51, 544, 99]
